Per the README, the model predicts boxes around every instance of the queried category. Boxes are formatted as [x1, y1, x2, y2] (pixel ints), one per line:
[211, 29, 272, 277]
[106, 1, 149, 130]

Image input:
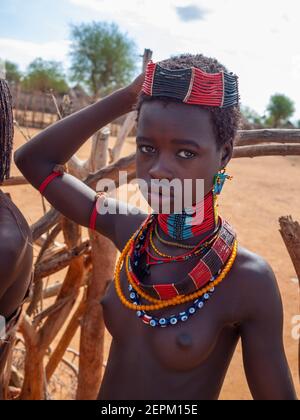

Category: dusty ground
[3, 126, 299, 400]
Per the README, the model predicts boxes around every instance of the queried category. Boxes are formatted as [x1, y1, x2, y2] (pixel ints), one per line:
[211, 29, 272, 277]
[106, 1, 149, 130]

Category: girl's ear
[220, 140, 233, 168]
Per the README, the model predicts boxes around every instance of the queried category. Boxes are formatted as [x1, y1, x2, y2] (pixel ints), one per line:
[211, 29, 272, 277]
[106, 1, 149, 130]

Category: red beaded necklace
[129, 215, 236, 300]
[145, 218, 221, 266]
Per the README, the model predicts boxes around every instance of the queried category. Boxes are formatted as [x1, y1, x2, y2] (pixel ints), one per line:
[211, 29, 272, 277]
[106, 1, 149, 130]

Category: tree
[241, 105, 264, 128]
[69, 22, 137, 97]
[22, 58, 69, 94]
[5, 60, 22, 84]
[266, 94, 295, 128]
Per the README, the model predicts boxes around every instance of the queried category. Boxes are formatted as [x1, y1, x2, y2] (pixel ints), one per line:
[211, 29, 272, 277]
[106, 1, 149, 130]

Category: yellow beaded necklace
[150, 223, 219, 259]
[114, 228, 238, 311]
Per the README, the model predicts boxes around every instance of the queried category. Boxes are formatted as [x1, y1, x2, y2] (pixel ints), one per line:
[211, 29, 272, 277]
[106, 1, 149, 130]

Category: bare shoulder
[0, 203, 31, 271]
[235, 245, 278, 288]
[232, 245, 282, 320]
[0, 229, 27, 272]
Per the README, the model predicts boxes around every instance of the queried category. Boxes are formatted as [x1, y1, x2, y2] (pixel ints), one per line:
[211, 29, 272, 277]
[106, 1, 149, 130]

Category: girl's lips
[147, 186, 174, 198]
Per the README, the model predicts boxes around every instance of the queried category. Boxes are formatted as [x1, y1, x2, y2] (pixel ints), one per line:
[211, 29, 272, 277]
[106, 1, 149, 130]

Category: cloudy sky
[1, 0, 299, 120]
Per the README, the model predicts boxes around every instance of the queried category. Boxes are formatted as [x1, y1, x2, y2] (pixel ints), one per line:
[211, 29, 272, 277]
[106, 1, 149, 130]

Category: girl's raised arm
[15, 75, 145, 245]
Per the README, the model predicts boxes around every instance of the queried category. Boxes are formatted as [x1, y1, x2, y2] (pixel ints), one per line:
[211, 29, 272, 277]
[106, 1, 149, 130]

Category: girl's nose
[148, 156, 173, 181]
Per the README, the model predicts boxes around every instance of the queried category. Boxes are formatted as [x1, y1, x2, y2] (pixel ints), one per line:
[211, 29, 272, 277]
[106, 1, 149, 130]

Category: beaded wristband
[89, 192, 107, 230]
[39, 167, 107, 231]
[38, 165, 65, 194]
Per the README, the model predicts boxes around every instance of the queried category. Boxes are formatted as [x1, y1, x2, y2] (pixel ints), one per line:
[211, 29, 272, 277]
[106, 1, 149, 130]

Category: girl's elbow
[14, 147, 26, 172]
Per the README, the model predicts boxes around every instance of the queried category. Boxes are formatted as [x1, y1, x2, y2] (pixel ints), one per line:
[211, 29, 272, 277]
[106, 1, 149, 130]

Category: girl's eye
[139, 145, 156, 154]
[177, 150, 196, 159]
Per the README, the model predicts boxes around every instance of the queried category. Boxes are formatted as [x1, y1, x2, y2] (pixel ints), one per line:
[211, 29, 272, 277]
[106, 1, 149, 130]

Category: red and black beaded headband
[142, 60, 239, 108]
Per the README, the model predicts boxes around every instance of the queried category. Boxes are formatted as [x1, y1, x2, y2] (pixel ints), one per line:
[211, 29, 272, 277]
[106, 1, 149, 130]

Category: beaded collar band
[142, 61, 239, 108]
[157, 189, 217, 241]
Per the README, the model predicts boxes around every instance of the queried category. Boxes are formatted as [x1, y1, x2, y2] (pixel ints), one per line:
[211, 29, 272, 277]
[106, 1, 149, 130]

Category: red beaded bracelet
[38, 166, 106, 231]
[89, 192, 107, 230]
[38, 165, 65, 194]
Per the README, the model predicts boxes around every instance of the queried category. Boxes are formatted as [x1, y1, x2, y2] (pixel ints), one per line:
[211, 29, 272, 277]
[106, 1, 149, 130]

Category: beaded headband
[142, 60, 239, 108]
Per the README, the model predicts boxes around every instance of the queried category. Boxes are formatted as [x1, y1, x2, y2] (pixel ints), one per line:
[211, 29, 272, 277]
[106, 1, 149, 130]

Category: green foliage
[4, 60, 22, 84]
[241, 105, 264, 127]
[266, 94, 295, 128]
[69, 21, 137, 97]
[21, 58, 69, 94]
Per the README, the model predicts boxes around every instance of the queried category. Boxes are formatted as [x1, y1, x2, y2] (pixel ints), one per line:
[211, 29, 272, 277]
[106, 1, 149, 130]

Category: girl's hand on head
[128, 72, 146, 98]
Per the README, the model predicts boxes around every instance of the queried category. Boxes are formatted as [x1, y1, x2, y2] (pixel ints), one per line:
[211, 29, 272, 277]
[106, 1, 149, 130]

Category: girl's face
[136, 100, 232, 212]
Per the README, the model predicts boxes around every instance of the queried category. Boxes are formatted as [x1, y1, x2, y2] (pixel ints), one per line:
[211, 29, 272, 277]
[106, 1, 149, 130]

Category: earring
[213, 167, 233, 195]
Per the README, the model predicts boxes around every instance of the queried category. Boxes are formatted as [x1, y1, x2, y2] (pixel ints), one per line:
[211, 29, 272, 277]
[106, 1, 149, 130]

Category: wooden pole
[279, 216, 300, 381]
[46, 293, 87, 382]
[236, 129, 300, 146]
[76, 127, 117, 400]
[108, 49, 152, 164]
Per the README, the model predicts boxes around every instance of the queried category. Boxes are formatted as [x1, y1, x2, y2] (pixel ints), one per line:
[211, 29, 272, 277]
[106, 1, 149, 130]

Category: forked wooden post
[279, 216, 300, 381]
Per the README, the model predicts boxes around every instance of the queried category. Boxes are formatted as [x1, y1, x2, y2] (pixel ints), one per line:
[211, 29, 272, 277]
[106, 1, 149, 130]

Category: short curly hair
[135, 53, 241, 150]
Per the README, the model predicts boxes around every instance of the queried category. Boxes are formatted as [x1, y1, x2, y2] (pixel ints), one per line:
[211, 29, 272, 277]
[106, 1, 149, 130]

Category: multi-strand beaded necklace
[114, 189, 238, 328]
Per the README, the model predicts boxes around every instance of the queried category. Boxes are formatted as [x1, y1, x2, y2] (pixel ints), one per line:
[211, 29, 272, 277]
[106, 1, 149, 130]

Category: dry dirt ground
[3, 127, 299, 400]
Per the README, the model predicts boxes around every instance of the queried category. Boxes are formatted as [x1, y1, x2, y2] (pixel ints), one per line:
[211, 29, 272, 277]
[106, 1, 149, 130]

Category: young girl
[15, 53, 296, 400]
[0, 75, 33, 399]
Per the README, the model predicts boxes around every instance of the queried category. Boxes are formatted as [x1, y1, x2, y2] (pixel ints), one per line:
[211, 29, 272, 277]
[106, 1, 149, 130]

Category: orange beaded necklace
[114, 214, 238, 311]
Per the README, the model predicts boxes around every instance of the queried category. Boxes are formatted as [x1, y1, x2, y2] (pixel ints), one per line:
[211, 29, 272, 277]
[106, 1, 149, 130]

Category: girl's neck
[157, 189, 218, 243]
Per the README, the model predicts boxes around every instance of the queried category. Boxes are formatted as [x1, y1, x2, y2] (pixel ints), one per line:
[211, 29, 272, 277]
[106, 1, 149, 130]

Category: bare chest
[101, 258, 238, 371]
